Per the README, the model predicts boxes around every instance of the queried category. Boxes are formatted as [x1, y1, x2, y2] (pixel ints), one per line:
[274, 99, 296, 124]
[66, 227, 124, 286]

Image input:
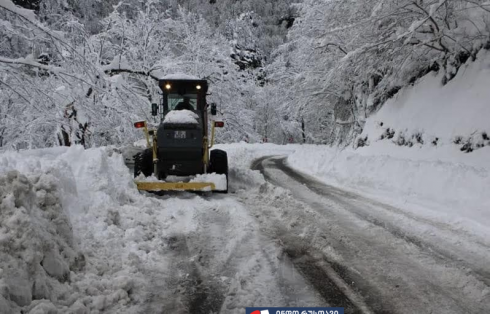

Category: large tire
[209, 149, 228, 193]
[133, 148, 153, 178]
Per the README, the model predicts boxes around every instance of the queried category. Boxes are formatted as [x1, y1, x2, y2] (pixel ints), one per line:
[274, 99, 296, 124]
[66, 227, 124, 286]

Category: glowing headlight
[165, 84, 171, 90]
[196, 85, 202, 90]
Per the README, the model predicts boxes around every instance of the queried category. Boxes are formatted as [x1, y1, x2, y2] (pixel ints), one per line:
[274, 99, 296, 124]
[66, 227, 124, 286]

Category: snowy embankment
[288, 51, 490, 232]
[0, 146, 151, 313]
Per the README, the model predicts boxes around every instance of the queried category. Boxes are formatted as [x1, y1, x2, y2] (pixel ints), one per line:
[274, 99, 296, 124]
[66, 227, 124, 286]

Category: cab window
[167, 94, 198, 111]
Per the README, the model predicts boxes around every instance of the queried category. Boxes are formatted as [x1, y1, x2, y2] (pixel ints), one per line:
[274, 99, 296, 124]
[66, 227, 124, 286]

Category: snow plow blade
[136, 181, 216, 192]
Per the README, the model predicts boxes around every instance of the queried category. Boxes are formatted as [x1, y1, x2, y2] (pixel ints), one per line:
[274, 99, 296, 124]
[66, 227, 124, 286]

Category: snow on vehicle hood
[163, 110, 199, 124]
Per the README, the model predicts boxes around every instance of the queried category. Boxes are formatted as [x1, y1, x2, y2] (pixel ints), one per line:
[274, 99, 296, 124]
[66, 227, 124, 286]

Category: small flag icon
[251, 311, 270, 314]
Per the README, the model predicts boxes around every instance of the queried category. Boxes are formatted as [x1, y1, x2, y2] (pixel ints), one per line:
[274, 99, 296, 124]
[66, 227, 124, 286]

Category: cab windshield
[167, 93, 198, 111]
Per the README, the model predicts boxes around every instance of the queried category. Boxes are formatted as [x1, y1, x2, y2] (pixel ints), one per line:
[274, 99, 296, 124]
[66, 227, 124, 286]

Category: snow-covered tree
[0, 0, 267, 148]
[266, 0, 490, 145]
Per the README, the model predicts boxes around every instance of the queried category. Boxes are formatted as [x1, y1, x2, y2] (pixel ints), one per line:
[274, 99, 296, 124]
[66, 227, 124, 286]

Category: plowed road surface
[141, 156, 490, 314]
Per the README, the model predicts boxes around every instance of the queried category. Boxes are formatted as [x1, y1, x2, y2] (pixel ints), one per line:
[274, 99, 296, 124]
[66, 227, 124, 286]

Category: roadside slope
[287, 51, 490, 236]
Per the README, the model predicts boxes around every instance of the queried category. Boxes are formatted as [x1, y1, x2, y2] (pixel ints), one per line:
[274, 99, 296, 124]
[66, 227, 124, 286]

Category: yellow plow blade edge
[136, 181, 216, 191]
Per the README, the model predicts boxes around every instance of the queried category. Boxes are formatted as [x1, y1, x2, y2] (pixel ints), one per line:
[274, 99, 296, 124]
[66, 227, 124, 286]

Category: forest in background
[1, 0, 489, 149]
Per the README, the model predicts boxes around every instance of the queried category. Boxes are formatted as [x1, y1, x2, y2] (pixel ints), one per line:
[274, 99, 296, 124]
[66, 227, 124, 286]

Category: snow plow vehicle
[133, 75, 228, 193]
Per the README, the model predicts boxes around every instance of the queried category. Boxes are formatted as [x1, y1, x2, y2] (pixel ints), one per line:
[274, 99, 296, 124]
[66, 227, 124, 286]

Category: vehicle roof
[158, 73, 201, 81]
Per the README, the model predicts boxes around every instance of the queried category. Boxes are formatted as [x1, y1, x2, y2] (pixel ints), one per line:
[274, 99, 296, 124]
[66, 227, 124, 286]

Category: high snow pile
[0, 147, 143, 313]
[163, 110, 199, 124]
[0, 146, 201, 313]
[0, 170, 83, 313]
[287, 52, 490, 231]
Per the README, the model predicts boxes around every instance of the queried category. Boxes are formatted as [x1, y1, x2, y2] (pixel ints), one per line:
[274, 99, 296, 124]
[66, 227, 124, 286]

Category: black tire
[133, 148, 153, 178]
[209, 149, 228, 193]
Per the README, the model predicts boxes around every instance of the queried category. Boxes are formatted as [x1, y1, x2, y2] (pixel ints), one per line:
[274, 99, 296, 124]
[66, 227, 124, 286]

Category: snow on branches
[0, 0, 265, 148]
[265, 0, 490, 146]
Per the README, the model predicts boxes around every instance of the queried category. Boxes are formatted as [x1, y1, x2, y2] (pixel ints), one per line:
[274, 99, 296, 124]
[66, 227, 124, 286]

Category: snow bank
[0, 146, 179, 313]
[218, 141, 489, 234]
[1, 144, 282, 313]
[0, 142, 294, 313]
[362, 50, 490, 146]
[0, 170, 82, 313]
[288, 144, 490, 225]
[163, 109, 199, 124]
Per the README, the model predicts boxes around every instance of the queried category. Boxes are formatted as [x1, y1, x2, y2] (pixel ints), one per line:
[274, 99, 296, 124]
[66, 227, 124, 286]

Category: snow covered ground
[287, 143, 490, 237]
[361, 49, 490, 147]
[0, 139, 489, 313]
[0, 144, 310, 314]
[1, 55, 489, 311]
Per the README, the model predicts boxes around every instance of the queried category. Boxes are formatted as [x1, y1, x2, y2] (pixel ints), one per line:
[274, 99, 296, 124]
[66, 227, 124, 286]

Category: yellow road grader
[133, 76, 228, 193]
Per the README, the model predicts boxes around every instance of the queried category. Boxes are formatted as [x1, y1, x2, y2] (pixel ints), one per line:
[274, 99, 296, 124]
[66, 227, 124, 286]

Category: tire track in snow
[143, 233, 225, 314]
[250, 156, 490, 314]
[186, 195, 331, 312]
[184, 198, 292, 312]
[248, 157, 381, 313]
[282, 248, 378, 314]
[270, 156, 490, 287]
[123, 164, 327, 313]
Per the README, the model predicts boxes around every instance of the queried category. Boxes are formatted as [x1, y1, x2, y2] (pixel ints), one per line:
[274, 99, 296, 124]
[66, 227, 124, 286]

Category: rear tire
[209, 149, 228, 193]
[133, 148, 153, 178]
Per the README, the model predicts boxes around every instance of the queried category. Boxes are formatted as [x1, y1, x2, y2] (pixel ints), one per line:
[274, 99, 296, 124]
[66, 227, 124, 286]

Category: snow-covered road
[1, 144, 489, 314]
[139, 193, 326, 314]
[248, 155, 490, 314]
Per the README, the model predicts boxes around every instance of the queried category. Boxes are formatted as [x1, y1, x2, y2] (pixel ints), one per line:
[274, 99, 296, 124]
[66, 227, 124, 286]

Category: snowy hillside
[361, 50, 490, 150]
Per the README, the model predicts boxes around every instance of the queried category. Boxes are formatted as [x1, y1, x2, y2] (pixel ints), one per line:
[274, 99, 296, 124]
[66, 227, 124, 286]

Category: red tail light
[214, 121, 224, 128]
[134, 121, 146, 129]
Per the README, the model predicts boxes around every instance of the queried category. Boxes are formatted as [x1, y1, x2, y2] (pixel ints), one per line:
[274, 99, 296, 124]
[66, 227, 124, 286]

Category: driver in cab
[175, 97, 194, 111]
